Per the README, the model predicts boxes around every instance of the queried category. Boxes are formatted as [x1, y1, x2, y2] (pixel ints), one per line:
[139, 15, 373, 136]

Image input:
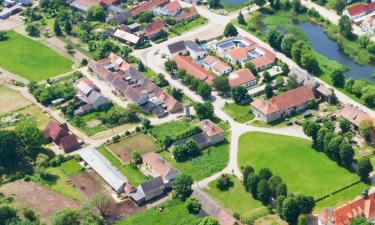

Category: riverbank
[236, 6, 375, 109]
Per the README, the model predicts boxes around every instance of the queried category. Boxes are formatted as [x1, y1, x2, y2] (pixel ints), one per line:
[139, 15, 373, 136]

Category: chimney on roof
[363, 189, 369, 199]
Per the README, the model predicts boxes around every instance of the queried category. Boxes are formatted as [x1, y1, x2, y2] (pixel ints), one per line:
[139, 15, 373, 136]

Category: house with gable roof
[44, 121, 80, 152]
[153, 0, 181, 16]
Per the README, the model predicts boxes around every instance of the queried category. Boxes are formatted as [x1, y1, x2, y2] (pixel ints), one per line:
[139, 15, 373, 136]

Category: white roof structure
[114, 29, 140, 44]
[80, 147, 127, 193]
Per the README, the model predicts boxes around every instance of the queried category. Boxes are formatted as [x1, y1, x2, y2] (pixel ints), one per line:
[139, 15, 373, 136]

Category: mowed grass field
[0, 84, 31, 115]
[0, 31, 73, 81]
[238, 132, 361, 201]
[116, 199, 200, 225]
[222, 103, 254, 123]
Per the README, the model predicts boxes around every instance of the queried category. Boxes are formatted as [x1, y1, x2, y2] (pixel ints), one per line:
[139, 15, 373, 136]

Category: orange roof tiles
[199, 119, 223, 137]
[227, 47, 248, 61]
[172, 55, 214, 85]
[130, 0, 169, 17]
[142, 152, 178, 181]
[144, 21, 165, 37]
[165, 1, 181, 12]
[334, 194, 375, 225]
[229, 68, 256, 86]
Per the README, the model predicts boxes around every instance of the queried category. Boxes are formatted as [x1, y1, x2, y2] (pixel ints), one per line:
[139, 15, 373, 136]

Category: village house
[175, 6, 198, 22]
[228, 68, 257, 87]
[251, 85, 315, 123]
[167, 40, 207, 60]
[0, 5, 21, 19]
[106, 5, 132, 24]
[142, 152, 179, 184]
[88, 53, 182, 117]
[129, 176, 165, 204]
[318, 191, 375, 225]
[70, 0, 102, 12]
[113, 29, 141, 45]
[343, 2, 375, 22]
[130, 0, 169, 17]
[339, 104, 375, 143]
[153, 0, 181, 17]
[172, 55, 214, 85]
[44, 121, 80, 152]
[361, 16, 375, 34]
[202, 55, 232, 75]
[212, 36, 276, 71]
[143, 21, 166, 40]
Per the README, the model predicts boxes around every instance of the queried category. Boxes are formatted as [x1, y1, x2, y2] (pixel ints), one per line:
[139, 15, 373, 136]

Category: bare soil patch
[0, 180, 79, 221]
[69, 171, 106, 198]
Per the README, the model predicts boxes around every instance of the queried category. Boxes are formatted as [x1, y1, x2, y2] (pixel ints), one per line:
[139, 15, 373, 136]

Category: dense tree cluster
[194, 102, 215, 120]
[216, 174, 233, 191]
[231, 86, 250, 104]
[172, 140, 200, 162]
[302, 120, 355, 168]
[185, 198, 201, 214]
[172, 174, 193, 200]
[28, 81, 75, 106]
[172, 69, 212, 99]
[345, 78, 375, 108]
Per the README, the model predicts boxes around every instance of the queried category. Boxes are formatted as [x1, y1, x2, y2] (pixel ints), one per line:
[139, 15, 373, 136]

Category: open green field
[150, 120, 191, 141]
[0, 31, 73, 81]
[169, 17, 208, 36]
[159, 133, 230, 181]
[0, 84, 31, 115]
[107, 133, 161, 163]
[222, 103, 254, 123]
[205, 175, 265, 216]
[116, 199, 200, 225]
[98, 146, 147, 186]
[238, 132, 362, 206]
[60, 159, 82, 176]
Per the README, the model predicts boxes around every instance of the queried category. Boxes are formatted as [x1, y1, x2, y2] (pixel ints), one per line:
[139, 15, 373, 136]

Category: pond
[295, 22, 375, 82]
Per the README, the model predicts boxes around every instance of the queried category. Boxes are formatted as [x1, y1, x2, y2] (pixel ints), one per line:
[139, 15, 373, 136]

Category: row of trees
[241, 165, 315, 225]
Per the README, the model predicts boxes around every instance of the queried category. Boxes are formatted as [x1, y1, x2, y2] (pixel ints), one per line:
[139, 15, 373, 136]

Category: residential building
[0, 5, 21, 19]
[113, 29, 141, 45]
[318, 192, 375, 225]
[106, 6, 132, 24]
[199, 119, 224, 145]
[88, 53, 182, 117]
[3, 0, 15, 8]
[153, 0, 181, 16]
[172, 55, 214, 85]
[129, 176, 165, 204]
[130, 0, 169, 17]
[70, 0, 100, 12]
[212, 36, 276, 71]
[80, 147, 127, 194]
[203, 55, 232, 75]
[339, 104, 375, 143]
[167, 40, 207, 60]
[143, 21, 166, 39]
[228, 68, 257, 87]
[343, 2, 375, 22]
[142, 152, 179, 183]
[74, 77, 100, 101]
[175, 6, 198, 22]
[44, 121, 80, 152]
[251, 85, 315, 123]
[361, 16, 375, 34]
[18, 0, 32, 7]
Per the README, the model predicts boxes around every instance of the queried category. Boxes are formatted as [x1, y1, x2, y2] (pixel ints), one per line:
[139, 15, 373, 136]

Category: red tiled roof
[59, 134, 80, 152]
[165, 1, 181, 12]
[346, 2, 375, 17]
[213, 61, 230, 73]
[175, 6, 198, 21]
[203, 55, 218, 65]
[334, 194, 375, 225]
[142, 152, 177, 180]
[44, 121, 69, 143]
[144, 21, 165, 37]
[227, 47, 248, 61]
[251, 85, 315, 115]
[172, 55, 214, 85]
[339, 104, 375, 127]
[100, 0, 118, 6]
[75, 0, 100, 8]
[229, 68, 256, 86]
[199, 119, 223, 137]
[130, 0, 169, 17]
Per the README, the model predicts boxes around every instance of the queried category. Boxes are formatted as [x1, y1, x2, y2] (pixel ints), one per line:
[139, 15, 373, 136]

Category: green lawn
[222, 103, 254, 123]
[238, 132, 362, 206]
[205, 175, 265, 216]
[159, 133, 230, 181]
[31, 167, 85, 202]
[116, 199, 200, 225]
[60, 159, 82, 176]
[150, 120, 191, 141]
[0, 31, 73, 81]
[98, 146, 147, 186]
[169, 17, 208, 36]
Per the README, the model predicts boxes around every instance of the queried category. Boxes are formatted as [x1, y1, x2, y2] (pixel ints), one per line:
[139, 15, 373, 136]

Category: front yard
[0, 31, 73, 81]
[238, 132, 366, 210]
[222, 103, 254, 123]
[115, 199, 200, 225]
[159, 132, 230, 181]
